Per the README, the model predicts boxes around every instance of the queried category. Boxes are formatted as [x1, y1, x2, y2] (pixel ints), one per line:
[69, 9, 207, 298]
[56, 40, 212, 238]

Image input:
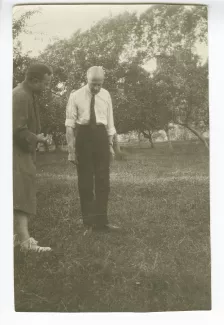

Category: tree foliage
[13, 8, 41, 87]
[14, 5, 209, 149]
[38, 91, 66, 148]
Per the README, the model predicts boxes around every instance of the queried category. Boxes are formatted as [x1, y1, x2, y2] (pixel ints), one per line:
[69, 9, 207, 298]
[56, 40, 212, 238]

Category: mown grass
[14, 141, 210, 312]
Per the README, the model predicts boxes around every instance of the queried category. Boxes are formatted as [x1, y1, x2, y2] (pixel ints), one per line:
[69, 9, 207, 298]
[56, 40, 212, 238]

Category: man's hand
[36, 133, 48, 143]
[109, 145, 115, 161]
[68, 152, 78, 166]
[113, 145, 127, 161]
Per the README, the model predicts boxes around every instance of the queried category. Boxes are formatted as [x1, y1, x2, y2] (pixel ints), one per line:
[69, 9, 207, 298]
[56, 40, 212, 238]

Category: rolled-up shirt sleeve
[65, 92, 77, 128]
[107, 93, 116, 136]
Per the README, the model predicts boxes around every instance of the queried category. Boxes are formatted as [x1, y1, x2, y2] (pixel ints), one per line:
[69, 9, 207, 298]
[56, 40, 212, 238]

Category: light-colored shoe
[20, 237, 51, 253]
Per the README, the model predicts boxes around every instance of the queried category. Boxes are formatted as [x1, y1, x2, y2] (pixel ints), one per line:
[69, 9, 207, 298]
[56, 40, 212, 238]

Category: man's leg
[94, 126, 110, 227]
[76, 126, 95, 226]
[77, 164, 95, 226]
[14, 209, 30, 243]
[14, 209, 51, 252]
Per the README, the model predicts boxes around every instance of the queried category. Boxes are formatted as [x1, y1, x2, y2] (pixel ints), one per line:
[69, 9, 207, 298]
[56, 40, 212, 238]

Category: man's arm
[107, 93, 116, 139]
[108, 135, 114, 146]
[65, 92, 77, 162]
[66, 126, 76, 161]
[113, 133, 121, 154]
[106, 93, 116, 159]
[13, 92, 38, 152]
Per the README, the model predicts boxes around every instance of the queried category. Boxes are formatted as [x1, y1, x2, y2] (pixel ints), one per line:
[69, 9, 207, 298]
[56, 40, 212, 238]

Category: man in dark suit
[13, 63, 52, 252]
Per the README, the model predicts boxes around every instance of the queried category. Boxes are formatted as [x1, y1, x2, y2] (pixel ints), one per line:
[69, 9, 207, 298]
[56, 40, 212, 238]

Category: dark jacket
[13, 82, 41, 215]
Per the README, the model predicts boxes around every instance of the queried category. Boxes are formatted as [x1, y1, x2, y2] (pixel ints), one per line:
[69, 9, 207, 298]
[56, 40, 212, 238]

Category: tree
[112, 5, 208, 150]
[39, 12, 138, 95]
[38, 12, 141, 150]
[134, 5, 208, 149]
[112, 64, 158, 148]
[136, 5, 207, 60]
[13, 8, 40, 87]
[159, 51, 209, 149]
[37, 5, 208, 151]
[38, 91, 66, 149]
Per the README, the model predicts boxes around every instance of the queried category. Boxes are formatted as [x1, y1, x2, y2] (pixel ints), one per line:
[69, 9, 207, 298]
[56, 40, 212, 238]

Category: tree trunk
[164, 127, 173, 151]
[138, 132, 141, 146]
[148, 130, 155, 149]
[43, 141, 49, 152]
[52, 133, 60, 151]
[142, 130, 155, 149]
[177, 123, 209, 150]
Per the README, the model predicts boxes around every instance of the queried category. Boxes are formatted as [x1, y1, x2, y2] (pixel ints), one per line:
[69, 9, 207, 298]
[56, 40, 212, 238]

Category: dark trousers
[76, 125, 110, 227]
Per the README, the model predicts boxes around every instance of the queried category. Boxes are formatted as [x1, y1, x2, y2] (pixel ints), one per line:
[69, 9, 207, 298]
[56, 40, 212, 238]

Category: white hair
[87, 66, 105, 80]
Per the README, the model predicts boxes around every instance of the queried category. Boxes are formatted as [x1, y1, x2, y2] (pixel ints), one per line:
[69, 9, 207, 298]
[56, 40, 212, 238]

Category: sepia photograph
[12, 3, 210, 312]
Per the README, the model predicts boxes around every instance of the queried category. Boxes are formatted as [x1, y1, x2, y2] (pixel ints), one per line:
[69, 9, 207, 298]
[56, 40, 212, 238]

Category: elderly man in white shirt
[65, 66, 119, 231]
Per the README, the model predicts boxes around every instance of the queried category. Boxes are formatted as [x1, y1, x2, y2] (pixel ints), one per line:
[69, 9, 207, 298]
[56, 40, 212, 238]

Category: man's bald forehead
[87, 66, 105, 80]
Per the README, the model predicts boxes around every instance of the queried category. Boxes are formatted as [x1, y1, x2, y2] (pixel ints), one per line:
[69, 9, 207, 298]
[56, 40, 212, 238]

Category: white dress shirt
[65, 84, 116, 136]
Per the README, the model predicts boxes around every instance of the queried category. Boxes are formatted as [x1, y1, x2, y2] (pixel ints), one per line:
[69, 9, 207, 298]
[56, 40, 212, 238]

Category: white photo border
[0, 0, 223, 324]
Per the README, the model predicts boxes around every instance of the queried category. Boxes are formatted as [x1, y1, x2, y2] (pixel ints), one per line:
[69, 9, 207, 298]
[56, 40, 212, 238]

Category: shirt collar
[85, 84, 102, 96]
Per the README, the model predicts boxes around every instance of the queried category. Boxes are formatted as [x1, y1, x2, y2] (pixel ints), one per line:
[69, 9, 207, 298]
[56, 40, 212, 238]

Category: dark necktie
[89, 94, 96, 127]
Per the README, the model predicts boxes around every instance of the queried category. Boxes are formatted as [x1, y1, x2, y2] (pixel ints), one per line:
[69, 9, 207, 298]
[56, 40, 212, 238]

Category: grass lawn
[14, 141, 210, 312]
